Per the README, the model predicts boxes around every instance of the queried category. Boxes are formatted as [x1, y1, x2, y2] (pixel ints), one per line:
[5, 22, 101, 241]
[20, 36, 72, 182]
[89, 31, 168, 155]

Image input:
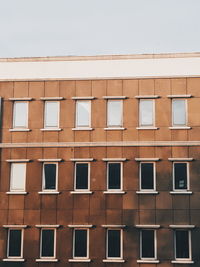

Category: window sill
[136, 127, 159, 130]
[9, 129, 31, 132]
[136, 191, 159, 195]
[3, 258, 25, 262]
[36, 258, 58, 262]
[169, 127, 191, 130]
[171, 260, 194, 264]
[68, 259, 91, 262]
[103, 191, 126, 194]
[104, 127, 126, 130]
[137, 260, 160, 264]
[72, 127, 93, 131]
[70, 191, 93, 194]
[6, 191, 28, 195]
[170, 191, 193, 195]
[40, 128, 62, 131]
[103, 259, 125, 263]
[38, 191, 60, 195]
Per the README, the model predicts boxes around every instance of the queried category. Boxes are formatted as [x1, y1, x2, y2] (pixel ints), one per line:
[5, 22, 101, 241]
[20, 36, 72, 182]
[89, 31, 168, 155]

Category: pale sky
[0, 0, 200, 58]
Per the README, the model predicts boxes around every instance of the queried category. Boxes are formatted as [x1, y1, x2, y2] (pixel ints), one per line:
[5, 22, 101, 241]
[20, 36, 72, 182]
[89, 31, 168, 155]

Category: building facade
[0, 53, 200, 266]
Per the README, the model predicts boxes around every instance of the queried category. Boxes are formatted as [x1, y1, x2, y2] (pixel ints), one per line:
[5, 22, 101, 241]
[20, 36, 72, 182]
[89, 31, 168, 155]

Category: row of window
[7, 160, 192, 194]
[3, 225, 194, 263]
[10, 96, 191, 130]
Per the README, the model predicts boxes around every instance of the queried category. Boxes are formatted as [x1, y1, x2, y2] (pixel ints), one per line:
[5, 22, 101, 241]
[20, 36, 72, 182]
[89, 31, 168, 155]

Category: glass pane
[141, 163, 154, 190]
[45, 102, 59, 128]
[141, 230, 155, 258]
[107, 101, 122, 127]
[176, 230, 189, 259]
[108, 230, 121, 258]
[108, 163, 121, 190]
[43, 164, 56, 190]
[41, 229, 54, 257]
[76, 101, 90, 127]
[174, 163, 187, 190]
[8, 230, 22, 257]
[74, 230, 87, 257]
[10, 163, 26, 191]
[13, 102, 28, 128]
[75, 163, 88, 190]
[140, 100, 153, 126]
[172, 99, 186, 126]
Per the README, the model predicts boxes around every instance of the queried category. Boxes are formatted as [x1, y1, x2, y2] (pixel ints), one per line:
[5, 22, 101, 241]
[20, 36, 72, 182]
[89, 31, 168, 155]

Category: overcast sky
[0, 0, 200, 58]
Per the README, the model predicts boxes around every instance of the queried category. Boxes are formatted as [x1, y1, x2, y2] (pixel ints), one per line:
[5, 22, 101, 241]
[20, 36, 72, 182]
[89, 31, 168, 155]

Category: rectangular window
[76, 101, 90, 127]
[173, 162, 188, 190]
[140, 230, 156, 259]
[139, 99, 154, 127]
[75, 163, 89, 191]
[40, 229, 55, 258]
[172, 99, 186, 126]
[7, 229, 23, 258]
[107, 229, 122, 259]
[10, 163, 26, 192]
[13, 102, 28, 128]
[107, 100, 123, 127]
[44, 101, 59, 128]
[175, 230, 191, 260]
[42, 163, 57, 191]
[140, 162, 155, 191]
[73, 229, 88, 259]
[107, 162, 122, 191]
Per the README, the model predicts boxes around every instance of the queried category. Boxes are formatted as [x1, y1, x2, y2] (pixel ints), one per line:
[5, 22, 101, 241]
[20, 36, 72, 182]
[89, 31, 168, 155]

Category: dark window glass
[141, 163, 154, 190]
[8, 229, 22, 257]
[174, 163, 187, 190]
[176, 230, 189, 259]
[76, 163, 88, 190]
[141, 230, 155, 258]
[107, 230, 121, 258]
[44, 164, 56, 190]
[74, 230, 87, 257]
[41, 229, 54, 257]
[108, 163, 121, 190]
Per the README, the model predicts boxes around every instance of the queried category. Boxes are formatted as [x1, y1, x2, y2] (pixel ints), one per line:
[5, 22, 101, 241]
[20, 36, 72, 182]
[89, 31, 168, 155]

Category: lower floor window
[140, 229, 156, 259]
[7, 229, 23, 258]
[40, 229, 55, 258]
[175, 230, 191, 260]
[73, 229, 88, 258]
[107, 229, 122, 259]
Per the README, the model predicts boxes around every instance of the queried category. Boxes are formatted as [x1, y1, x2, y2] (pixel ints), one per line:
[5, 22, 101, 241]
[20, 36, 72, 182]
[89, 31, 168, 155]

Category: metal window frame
[107, 162, 123, 191]
[10, 163, 26, 192]
[75, 100, 91, 128]
[139, 162, 156, 191]
[173, 162, 189, 191]
[74, 162, 90, 191]
[42, 162, 58, 192]
[139, 99, 155, 127]
[7, 228, 24, 259]
[40, 228, 56, 259]
[44, 101, 60, 129]
[13, 101, 28, 129]
[106, 228, 123, 260]
[107, 99, 123, 127]
[172, 98, 187, 127]
[140, 229, 157, 260]
[73, 228, 89, 259]
[174, 229, 192, 261]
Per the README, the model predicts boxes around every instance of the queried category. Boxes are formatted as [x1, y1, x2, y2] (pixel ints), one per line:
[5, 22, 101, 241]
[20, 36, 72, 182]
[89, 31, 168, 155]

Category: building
[0, 53, 200, 266]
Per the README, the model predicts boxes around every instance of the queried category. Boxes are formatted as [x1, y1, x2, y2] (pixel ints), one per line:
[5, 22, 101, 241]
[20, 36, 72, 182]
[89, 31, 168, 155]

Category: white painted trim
[135, 225, 160, 229]
[70, 158, 94, 162]
[171, 260, 194, 264]
[136, 127, 159, 130]
[6, 159, 30, 162]
[169, 225, 195, 229]
[168, 158, 193, 161]
[103, 259, 125, 263]
[170, 191, 192, 195]
[103, 191, 126, 194]
[135, 95, 160, 99]
[103, 96, 127, 99]
[40, 97, 64, 100]
[135, 158, 160, 161]
[3, 259, 25, 262]
[6, 192, 28, 195]
[102, 158, 127, 161]
[102, 225, 126, 228]
[36, 225, 60, 228]
[9, 129, 31, 132]
[68, 225, 93, 228]
[169, 127, 191, 130]
[136, 191, 158, 195]
[72, 127, 93, 131]
[9, 97, 33, 101]
[137, 260, 160, 263]
[72, 96, 95, 100]
[36, 259, 58, 262]
[3, 225, 27, 228]
[70, 191, 93, 194]
[38, 159, 62, 162]
[38, 191, 60, 195]
[104, 127, 126, 130]
[167, 95, 192, 98]
[69, 259, 91, 262]
[40, 128, 62, 131]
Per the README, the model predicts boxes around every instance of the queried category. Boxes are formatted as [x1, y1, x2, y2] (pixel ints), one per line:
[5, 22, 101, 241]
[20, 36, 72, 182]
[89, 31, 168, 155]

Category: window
[13, 102, 28, 128]
[73, 229, 88, 259]
[107, 100, 123, 127]
[10, 163, 26, 192]
[173, 162, 188, 191]
[107, 162, 122, 191]
[42, 163, 57, 191]
[139, 99, 154, 127]
[44, 101, 59, 128]
[76, 101, 90, 127]
[175, 230, 191, 260]
[172, 99, 186, 126]
[7, 229, 23, 258]
[106, 229, 122, 259]
[75, 163, 89, 191]
[140, 230, 156, 260]
[40, 229, 56, 258]
[140, 162, 155, 191]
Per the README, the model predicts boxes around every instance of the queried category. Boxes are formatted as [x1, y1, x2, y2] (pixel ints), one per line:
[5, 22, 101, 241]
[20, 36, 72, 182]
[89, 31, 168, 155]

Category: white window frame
[106, 229, 123, 260]
[107, 100, 123, 128]
[174, 230, 192, 261]
[10, 163, 26, 192]
[40, 228, 56, 259]
[7, 228, 24, 259]
[73, 228, 89, 260]
[172, 99, 187, 127]
[42, 162, 58, 192]
[75, 100, 91, 128]
[13, 101, 28, 129]
[173, 162, 189, 192]
[107, 162, 123, 192]
[139, 162, 156, 192]
[140, 229, 157, 261]
[74, 162, 90, 192]
[139, 99, 155, 127]
[44, 101, 60, 129]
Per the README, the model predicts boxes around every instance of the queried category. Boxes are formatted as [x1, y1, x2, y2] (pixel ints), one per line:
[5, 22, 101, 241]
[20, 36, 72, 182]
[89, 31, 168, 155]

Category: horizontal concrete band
[1, 141, 200, 148]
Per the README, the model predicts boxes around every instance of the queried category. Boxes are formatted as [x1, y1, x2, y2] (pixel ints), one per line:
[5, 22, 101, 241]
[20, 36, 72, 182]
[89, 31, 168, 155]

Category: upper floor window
[73, 229, 89, 259]
[42, 163, 58, 192]
[172, 99, 187, 126]
[174, 230, 191, 261]
[139, 99, 154, 127]
[107, 162, 122, 191]
[7, 229, 23, 259]
[173, 162, 189, 191]
[40, 228, 56, 259]
[140, 229, 156, 260]
[44, 101, 59, 129]
[106, 229, 122, 260]
[107, 100, 123, 128]
[140, 162, 155, 191]
[76, 101, 90, 128]
[74, 162, 89, 191]
[13, 102, 28, 129]
[10, 163, 26, 192]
